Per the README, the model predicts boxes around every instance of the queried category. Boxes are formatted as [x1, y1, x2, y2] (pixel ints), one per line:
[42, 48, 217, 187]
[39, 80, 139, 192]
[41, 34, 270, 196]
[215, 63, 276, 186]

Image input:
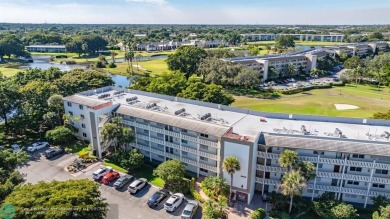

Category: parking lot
[18, 149, 202, 219]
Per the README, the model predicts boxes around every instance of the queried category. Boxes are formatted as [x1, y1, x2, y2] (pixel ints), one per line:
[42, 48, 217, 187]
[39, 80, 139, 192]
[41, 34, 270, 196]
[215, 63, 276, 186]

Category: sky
[0, 0, 389, 24]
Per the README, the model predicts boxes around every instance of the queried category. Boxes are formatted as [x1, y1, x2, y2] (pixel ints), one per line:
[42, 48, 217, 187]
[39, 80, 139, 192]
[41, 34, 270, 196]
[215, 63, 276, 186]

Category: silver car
[181, 200, 199, 219]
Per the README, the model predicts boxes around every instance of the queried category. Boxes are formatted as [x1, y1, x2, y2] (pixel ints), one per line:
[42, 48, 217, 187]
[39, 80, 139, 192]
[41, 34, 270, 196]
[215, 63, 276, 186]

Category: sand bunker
[334, 104, 360, 110]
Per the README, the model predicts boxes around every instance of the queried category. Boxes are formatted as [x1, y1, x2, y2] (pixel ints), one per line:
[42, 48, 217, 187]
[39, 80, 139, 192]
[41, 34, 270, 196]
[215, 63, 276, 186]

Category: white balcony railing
[181, 157, 197, 166]
[199, 162, 217, 172]
[199, 151, 218, 160]
[181, 146, 198, 155]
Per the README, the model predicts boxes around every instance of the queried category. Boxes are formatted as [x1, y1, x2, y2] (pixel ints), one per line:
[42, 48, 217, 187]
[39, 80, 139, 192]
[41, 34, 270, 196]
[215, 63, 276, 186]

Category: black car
[45, 147, 65, 158]
[147, 189, 169, 208]
[113, 175, 134, 189]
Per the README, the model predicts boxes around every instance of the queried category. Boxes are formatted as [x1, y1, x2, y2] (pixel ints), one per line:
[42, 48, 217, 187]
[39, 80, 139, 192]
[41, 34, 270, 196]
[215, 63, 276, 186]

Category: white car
[92, 167, 113, 180]
[11, 144, 21, 153]
[164, 193, 184, 212]
[27, 142, 49, 152]
[128, 178, 148, 194]
[181, 200, 199, 219]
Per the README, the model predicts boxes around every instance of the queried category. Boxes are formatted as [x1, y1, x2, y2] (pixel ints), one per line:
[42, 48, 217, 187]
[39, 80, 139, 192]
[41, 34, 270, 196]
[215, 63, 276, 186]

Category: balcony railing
[181, 157, 197, 166]
[199, 151, 218, 160]
[199, 162, 217, 172]
[165, 141, 180, 150]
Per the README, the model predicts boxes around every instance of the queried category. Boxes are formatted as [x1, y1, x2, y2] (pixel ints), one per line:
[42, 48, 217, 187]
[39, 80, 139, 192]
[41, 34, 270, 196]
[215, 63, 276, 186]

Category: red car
[101, 171, 120, 185]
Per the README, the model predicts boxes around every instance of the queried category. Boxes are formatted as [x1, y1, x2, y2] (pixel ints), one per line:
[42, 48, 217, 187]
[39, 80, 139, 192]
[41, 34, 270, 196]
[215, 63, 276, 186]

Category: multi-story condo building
[64, 86, 390, 207]
[223, 49, 324, 81]
[26, 45, 66, 53]
[241, 33, 345, 42]
[117, 40, 228, 52]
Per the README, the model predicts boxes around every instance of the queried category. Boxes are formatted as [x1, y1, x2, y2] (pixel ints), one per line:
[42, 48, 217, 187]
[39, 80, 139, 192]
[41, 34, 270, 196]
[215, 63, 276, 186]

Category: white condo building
[63, 87, 390, 207]
[241, 33, 345, 42]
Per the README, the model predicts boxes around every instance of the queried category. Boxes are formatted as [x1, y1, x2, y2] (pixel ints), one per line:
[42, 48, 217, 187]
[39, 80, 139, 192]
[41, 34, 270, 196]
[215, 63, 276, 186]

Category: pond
[19, 55, 89, 71]
[109, 73, 133, 88]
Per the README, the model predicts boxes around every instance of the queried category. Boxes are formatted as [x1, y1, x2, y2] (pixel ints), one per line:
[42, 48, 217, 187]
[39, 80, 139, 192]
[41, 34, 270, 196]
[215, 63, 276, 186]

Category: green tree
[297, 161, 316, 180]
[344, 56, 361, 69]
[234, 68, 261, 89]
[202, 197, 227, 219]
[267, 66, 279, 81]
[250, 208, 266, 219]
[82, 42, 89, 61]
[0, 34, 25, 59]
[372, 195, 390, 212]
[373, 205, 390, 219]
[45, 126, 74, 144]
[135, 53, 143, 70]
[4, 179, 109, 219]
[166, 46, 207, 78]
[278, 149, 299, 171]
[370, 32, 384, 41]
[101, 117, 135, 151]
[125, 51, 135, 74]
[280, 170, 307, 214]
[222, 156, 241, 200]
[0, 74, 19, 126]
[201, 176, 229, 199]
[286, 63, 298, 78]
[275, 35, 295, 49]
[373, 110, 390, 120]
[153, 159, 185, 189]
[125, 149, 144, 171]
[47, 94, 64, 126]
[178, 82, 235, 105]
[248, 47, 261, 56]
[331, 203, 359, 219]
[146, 72, 187, 96]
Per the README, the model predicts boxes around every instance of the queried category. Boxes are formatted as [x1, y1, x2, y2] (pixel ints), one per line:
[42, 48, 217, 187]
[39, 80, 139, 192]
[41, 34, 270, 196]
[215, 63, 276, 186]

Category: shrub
[107, 62, 116, 68]
[200, 176, 229, 200]
[189, 178, 205, 203]
[45, 126, 74, 144]
[250, 208, 266, 219]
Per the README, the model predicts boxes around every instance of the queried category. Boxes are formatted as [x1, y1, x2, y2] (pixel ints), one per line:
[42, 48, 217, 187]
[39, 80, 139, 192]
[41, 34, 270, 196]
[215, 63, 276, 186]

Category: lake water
[19, 56, 89, 71]
[110, 74, 132, 87]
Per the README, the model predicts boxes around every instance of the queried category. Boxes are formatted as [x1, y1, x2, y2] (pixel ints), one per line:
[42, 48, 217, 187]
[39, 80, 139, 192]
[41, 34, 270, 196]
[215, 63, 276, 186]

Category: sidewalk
[195, 176, 209, 201]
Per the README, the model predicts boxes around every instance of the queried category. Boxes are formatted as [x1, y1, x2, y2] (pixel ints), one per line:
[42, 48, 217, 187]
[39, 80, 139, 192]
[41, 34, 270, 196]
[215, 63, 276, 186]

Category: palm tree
[136, 54, 143, 71]
[310, 68, 320, 77]
[280, 170, 307, 214]
[125, 51, 135, 74]
[101, 117, 135, 152]
[223, 156, 241, 201]
[278, 149, 299, 171]
[47, 94, 64, 125]
[286, 63, 298, 78]
[82, 43, 88, 61]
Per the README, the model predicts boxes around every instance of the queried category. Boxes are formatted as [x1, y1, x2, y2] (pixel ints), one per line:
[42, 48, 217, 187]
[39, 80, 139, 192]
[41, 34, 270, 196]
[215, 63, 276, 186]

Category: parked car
[45, 147, 65, 158]
[164, 193, 184, 212]
[11, 144, 21, 153]
[113, 175, 134, 189]
[27, 142, 49, 152]
[128, 178, 148, 194]
[92, 167, 113, 180]
[147, 189, 169, 208]
[181, 200, 199, 219]
[101, 171, 120, 185]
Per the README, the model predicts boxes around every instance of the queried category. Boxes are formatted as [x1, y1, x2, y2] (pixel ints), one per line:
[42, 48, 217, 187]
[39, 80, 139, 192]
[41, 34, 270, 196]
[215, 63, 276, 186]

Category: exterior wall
[26, 46, 66, 53]
[256, 145, 390, 207]
[241, 34, 345, 42]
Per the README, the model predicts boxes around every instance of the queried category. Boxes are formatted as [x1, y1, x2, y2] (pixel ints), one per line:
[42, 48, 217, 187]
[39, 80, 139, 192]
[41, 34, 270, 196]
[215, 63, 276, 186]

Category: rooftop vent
[126, 96, 138, 102]
[301, 125, 309, 135]
[98, 94, 110, 99]
[334, 128, 343, 138]
[113, 90, 124, 95]
[382, 131, 390, 139]
[146, 103, 157, 109]
[200, 113, 211, 121]
[174, 108, 186, 115]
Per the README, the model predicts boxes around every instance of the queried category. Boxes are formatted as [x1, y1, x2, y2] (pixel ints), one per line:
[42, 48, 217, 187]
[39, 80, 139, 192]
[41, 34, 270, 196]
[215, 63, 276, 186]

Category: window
[200, 145, 208, 150]
[347, 181, 359, 185]
[182, 151, 188, 156]
[80, 114, 85, 119]
[81, 123, 86, 128]
[350, 167, 362, 172]
[352, 154, 364, 159]
[373, 184, 385, 189]
[200, 168, 208, 173]
[69, 111, 73, 116]
[318, 164, 323, 169]
[158, 155, 164, 159]
[181, 129, 187, 133]
[157, 133, 164, 138]
[181, 139, 188, 144]
[79, 105, 84, 110]
[143, 129, 149, 134]
[375, 169, 388, 175]
[82, 133, 87, 137]
[67, 102, 72, 107]
[200, 133, 209, 138]
[200, 156, 208, 161]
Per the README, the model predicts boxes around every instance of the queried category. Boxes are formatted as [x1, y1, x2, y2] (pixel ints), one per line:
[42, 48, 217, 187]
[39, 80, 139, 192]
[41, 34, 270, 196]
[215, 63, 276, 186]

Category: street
[18, 150, 202, 219]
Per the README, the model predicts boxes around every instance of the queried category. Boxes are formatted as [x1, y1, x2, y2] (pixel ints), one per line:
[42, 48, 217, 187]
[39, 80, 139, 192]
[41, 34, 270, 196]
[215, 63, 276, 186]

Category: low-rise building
[63, 86, 390, 206]
[241, 33, 345, 42]
[26, 45, 66, 53]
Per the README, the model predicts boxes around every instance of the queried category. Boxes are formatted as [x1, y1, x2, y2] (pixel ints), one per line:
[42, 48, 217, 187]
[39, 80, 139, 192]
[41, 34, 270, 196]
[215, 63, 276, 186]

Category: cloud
[124, 0, 167, 4]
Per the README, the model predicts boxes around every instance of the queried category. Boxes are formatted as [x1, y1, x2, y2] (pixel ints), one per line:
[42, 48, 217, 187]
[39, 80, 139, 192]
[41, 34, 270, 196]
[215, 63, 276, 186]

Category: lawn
[106, 58, 170, 76]
[64, 141, 90, 155]
[232, 84, 390, 118]
[0, 66, 23, 77]
[103, 159, 165, 187]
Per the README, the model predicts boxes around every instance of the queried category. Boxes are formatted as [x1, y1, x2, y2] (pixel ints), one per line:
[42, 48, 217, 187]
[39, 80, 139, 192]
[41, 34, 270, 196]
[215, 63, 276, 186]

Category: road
[18, 150, 202, 219]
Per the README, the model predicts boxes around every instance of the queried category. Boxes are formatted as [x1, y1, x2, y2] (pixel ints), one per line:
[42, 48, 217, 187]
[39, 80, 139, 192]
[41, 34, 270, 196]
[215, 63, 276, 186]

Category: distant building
[26, 45, 66, 53]
[134, 34, 147, 38]
[241, 33, 345, 42]
[118, 40, 228, 52]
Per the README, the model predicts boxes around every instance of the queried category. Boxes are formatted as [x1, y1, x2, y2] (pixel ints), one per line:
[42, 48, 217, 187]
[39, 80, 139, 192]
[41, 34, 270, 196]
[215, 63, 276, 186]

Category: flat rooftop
[74, 87, 390, 143]
[26, 45, 66, 48]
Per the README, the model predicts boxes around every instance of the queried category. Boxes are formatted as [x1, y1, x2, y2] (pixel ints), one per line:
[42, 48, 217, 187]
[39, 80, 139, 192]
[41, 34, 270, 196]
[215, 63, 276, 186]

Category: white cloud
[124, 0, 166, 4]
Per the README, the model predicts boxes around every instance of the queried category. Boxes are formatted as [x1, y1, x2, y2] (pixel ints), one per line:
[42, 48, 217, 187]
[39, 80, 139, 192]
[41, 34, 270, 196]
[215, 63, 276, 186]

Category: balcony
[255, 177, 278, 185]
[181, 146, 197, 155]
[129, 143, 150, 152]
[199, 162, 217, 172]
[150, 137, 165, 145]
[165, 141, 180, 150]
[199, 151, 218, 161]
[181, 157, 197, 166]
[136, 133, 149, 141]
[151, 148, 164, 156]
[165, 152, 180, 160]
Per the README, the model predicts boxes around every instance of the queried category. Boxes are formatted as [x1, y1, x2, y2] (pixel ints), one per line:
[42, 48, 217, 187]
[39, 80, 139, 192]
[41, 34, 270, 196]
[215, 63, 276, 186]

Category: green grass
[103, 161, 128, 173]
[132, 165, 165, 187]
[0, 67, 23, 77]
[65, 141, 90, 155]
[106, 58, 170, 76]
[232, 84, 390, 118]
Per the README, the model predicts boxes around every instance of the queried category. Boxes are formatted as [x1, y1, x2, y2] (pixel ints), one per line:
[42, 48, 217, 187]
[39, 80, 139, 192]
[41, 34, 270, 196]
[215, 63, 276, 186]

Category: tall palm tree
[125, 51, 135, 74]
[280, 170, 307, 214]
[222, 156, 241, 201]
[278, 149, 299, 171]
[101, 117, 134, 152]
[286, 63, 298, 78]
[136, 54, 143, 71]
